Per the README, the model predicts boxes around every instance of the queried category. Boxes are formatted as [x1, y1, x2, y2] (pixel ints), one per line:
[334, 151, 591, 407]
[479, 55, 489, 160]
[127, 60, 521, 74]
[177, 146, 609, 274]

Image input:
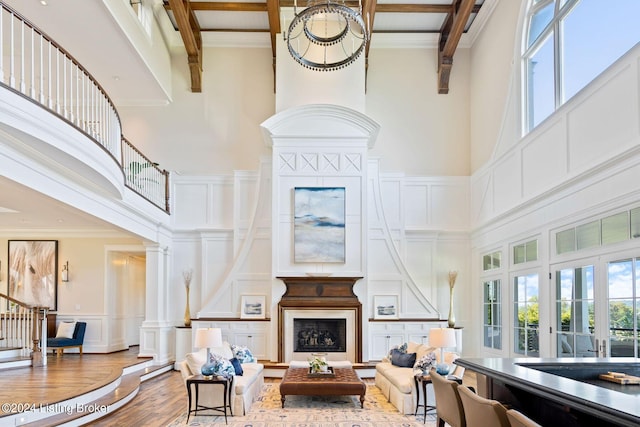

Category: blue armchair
[47, 321, 86, 356]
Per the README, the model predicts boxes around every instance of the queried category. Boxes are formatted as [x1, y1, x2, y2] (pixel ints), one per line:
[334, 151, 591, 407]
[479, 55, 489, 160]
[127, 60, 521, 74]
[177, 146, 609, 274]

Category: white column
[139, 243, 174, 363]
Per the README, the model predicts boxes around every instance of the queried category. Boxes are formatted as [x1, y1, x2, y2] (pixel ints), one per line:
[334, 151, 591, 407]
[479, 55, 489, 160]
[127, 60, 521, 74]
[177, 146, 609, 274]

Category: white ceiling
[0, 176, 120, 235]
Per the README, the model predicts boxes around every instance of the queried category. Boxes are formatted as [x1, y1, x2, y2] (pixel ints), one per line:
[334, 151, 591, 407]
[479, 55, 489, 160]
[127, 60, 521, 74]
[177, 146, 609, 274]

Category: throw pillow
[390, 348, 416, 368]
[387, 342, 408, 360]
[185, 349, 207, 375]
[229, 357, 244, 376]
[231, 344, 256, 363]
[56, 321, 76, 339]
[211, 341, 234, 359]
[208, 353, 236, 378]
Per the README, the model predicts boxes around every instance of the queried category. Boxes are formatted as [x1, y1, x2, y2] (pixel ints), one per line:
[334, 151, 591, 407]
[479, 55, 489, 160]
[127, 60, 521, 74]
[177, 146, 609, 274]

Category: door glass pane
[514, 274, 539, 356]
[608, 259, 638, 357]
[555, 265, 594, 357]
[483, 279, 502, 350]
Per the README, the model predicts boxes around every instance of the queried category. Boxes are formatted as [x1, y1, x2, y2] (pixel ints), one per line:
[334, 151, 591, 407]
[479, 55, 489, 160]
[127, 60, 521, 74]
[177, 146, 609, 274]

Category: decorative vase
[184, 287, 191, 327]
[447, 286, 455, 328]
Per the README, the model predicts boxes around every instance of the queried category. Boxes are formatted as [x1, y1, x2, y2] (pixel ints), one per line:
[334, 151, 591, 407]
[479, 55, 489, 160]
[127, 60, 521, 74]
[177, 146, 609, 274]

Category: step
[18, 361, 174, 427]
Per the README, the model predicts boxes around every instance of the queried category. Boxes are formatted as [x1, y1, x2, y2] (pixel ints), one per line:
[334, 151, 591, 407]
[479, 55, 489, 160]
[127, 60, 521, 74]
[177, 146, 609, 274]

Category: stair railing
[0, 2, 170, 213]
[0, 293, 48, 365]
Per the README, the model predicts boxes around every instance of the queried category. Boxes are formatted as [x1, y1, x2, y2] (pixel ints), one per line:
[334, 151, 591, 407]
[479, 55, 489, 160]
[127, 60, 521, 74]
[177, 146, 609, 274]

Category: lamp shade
[429, 327, 456, 349]
[194, 328, 223, 349]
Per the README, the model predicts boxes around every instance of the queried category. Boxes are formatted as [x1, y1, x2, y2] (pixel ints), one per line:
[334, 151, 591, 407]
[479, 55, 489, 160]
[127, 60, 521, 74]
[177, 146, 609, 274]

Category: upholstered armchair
[47, 321, 86, 356]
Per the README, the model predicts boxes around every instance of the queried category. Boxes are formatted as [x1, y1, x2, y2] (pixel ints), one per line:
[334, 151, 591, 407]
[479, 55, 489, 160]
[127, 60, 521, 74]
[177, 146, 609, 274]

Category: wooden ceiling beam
[437, 0, 474, 94]
[266, 0, 281, 89]
[189, 2, 268, 12]
[362, 0, 377, 91]
[168, 0, 203, 92]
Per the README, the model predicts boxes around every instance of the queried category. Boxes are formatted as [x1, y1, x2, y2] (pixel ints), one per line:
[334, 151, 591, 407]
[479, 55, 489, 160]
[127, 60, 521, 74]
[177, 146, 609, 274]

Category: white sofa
[178, 346, 265, 416]
[374, 342, 464, 414]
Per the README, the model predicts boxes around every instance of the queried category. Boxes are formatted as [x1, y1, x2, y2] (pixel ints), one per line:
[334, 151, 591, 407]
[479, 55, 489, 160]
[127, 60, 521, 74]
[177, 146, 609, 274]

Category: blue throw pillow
[390, 349, 416, 368]
[231, 344, 256, 363]
[229, 357, 244, 376]
[208, 353, 236, 378]
[387, 342, 408, 360]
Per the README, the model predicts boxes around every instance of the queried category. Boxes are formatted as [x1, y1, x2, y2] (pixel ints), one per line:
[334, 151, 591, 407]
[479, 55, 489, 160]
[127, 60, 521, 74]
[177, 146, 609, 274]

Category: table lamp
[194, 327, 223, 378]
[429, 327, 457, 375]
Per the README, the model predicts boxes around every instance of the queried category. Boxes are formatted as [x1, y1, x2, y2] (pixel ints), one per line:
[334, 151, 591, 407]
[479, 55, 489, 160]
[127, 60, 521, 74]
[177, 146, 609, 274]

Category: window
[483, 251, 502, 271]
[483, 279, 502, 350]
[513, 240, 538, 265]
[523, 0, 640, 132]
[514, 273, 539, 356]
[555, 208, 639, 255]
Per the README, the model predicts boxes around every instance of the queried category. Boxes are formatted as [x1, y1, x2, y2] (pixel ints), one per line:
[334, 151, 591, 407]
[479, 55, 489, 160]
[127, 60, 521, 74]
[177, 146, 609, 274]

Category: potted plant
[309, 355, 328, 373]
[414, 352, 437, 375]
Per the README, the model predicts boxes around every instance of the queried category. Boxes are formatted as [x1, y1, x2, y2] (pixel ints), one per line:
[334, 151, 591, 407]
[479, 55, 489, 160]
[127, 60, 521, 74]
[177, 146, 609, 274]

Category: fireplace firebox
[293, 318, 346, 352]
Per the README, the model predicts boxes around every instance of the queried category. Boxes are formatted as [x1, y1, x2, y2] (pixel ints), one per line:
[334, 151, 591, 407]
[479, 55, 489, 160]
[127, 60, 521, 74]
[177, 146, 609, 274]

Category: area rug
[167, 382, 436, 427]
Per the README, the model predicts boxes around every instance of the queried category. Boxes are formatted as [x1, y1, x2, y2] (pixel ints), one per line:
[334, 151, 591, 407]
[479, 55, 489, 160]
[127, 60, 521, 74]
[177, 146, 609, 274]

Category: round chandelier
[284, 0, 369, 72]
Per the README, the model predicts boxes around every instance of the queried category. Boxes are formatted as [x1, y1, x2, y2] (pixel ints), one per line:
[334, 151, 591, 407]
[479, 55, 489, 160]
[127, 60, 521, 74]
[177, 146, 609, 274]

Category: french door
[553, 262, 598, 357]
[552, 253, 640, 358]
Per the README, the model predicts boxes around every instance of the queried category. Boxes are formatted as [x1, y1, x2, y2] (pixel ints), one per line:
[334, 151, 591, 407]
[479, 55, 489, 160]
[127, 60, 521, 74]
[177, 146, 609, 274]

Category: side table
[186, 374, 233, 424]
[414, 373, 436, 423]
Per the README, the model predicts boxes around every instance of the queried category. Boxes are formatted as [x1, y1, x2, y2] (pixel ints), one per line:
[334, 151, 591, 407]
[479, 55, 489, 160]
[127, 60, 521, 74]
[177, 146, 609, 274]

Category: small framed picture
[373, 295, 399, 320]
[240, 295, 266, 319]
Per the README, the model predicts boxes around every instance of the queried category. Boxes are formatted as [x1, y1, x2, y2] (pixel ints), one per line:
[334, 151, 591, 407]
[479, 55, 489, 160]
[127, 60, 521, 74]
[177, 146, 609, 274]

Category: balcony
[0, 3, 169, 213]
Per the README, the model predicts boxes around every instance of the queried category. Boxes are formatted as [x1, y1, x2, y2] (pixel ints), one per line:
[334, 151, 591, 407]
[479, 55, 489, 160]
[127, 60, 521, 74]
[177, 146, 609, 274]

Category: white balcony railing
[0, 2, 169, 213]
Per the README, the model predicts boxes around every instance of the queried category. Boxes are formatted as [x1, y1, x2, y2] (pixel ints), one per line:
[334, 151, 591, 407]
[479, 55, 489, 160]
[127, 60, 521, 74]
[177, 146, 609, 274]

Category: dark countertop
[455, 357, 640, 427]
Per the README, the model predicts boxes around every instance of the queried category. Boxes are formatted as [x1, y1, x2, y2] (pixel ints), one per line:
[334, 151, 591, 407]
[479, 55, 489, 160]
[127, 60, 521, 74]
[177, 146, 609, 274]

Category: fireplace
[277, 276, 362, 362]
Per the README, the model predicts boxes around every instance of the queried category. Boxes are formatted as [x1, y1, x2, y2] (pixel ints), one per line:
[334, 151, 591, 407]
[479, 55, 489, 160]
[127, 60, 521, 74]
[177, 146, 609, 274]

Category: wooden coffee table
[279, 367, 366, 408]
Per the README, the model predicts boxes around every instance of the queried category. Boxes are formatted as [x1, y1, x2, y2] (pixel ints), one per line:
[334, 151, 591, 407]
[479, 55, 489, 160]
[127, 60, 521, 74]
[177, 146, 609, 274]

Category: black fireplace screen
[293, 318, 346, 352]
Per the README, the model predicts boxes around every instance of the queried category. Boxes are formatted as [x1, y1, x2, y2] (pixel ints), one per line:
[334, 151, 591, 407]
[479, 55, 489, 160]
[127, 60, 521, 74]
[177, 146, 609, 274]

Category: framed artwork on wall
[373, 295, 399, 320]
[294, 187, 345, 263]
[240, 295, 266, 319]
[7, 240, 58, 310]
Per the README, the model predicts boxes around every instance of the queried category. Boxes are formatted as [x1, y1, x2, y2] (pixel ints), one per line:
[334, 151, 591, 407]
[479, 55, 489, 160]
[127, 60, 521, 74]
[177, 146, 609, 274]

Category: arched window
[523, 0, 640, 132]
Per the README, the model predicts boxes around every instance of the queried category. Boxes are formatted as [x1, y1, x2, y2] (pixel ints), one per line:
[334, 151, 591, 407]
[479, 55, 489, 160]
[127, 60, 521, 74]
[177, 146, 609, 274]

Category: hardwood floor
[85, 370, 186, 426]
[0, 347, 186, 426]
[0, 349, 478, 426]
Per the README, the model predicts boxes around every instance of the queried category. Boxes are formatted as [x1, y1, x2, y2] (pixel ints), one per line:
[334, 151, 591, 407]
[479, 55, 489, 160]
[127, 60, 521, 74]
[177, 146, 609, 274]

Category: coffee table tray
[308, 366, 335, 378]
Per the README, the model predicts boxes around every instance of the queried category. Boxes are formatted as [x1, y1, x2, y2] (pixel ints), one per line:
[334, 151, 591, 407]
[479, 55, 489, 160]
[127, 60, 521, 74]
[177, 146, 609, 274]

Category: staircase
[0, 293, 47, 370]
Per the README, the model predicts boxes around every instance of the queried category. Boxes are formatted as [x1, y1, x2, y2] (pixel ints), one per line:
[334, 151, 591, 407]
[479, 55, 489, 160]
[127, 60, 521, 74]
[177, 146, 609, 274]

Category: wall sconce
[61, 261, 69, 282]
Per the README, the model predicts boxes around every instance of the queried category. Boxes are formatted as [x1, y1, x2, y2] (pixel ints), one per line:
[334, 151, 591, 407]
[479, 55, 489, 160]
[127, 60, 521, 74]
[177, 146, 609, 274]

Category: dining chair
[506, 408, 543, 427]
[458, 383, 510, 427]
[430, 370, 466, 427]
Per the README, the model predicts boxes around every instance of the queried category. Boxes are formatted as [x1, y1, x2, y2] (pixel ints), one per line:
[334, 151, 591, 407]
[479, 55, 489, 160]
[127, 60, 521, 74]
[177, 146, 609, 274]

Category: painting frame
[7, 240, 58, 311]
[240, 294, 266, 319]
[373, 295, 399, 320]
[294, 186, 346, 263]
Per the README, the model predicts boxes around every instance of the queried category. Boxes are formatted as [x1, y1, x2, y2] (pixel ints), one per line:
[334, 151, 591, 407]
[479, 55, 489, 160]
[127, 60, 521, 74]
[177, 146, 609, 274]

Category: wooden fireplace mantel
[277, 276, 363, 307]
[277, 276, 363, 362]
